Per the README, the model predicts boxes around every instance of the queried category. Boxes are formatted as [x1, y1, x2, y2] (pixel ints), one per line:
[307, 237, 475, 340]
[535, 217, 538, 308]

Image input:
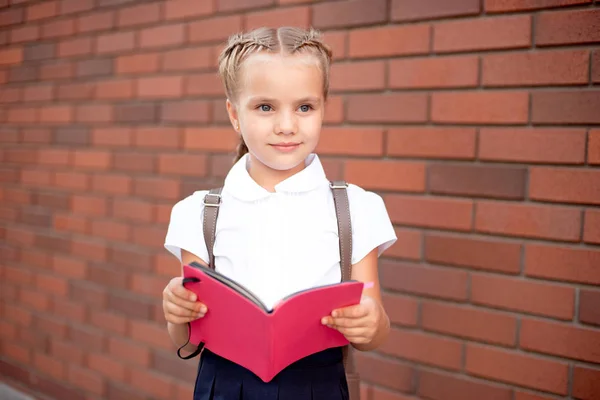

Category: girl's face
[227, 52, 325, 177]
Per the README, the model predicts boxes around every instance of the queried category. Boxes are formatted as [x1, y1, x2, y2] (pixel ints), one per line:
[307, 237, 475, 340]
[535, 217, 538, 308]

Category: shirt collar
[223, 153, 328, 202]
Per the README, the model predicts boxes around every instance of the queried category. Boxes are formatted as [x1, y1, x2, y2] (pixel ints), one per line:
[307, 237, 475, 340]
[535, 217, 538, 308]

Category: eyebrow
[248, 96, 321, 104]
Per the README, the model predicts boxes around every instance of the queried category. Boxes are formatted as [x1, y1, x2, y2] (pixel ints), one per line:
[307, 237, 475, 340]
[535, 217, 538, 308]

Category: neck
[247, 155, 306, 192]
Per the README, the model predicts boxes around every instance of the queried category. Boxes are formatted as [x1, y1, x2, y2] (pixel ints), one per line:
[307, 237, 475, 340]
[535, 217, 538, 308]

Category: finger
[168, 290, 204, 313]
[171, 280, 198, 302]
[332, 305, 369, 319]
[166, 301, 199, 318]
[333, 326, 366, 338]
[166, 314, 195, 325]
[330, 317, 368, 329]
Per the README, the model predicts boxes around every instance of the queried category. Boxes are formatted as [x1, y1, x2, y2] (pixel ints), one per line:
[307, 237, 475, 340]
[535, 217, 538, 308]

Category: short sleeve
[347, 185, 397, 265]
[164, 190, 209, 264]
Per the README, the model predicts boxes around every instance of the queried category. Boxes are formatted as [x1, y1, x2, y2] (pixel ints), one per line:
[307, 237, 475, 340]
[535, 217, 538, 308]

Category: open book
[182, 261, 364, 382]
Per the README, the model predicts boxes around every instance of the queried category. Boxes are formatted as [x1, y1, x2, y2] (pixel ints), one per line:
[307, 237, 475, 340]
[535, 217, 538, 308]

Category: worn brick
[536, 8, 600, 46]
[392, 0, 480, 21]
[532, 91, 600, 124]
[313, 0, 386, 29]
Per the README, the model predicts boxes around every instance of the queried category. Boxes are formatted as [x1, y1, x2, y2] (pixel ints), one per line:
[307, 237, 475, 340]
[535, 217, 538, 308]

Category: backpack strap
[203, 187, 223, 269]
[330, 181, 360, 400]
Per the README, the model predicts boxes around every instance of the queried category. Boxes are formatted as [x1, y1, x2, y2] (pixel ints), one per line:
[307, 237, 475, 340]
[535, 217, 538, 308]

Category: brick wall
[1, 0, 599, 399]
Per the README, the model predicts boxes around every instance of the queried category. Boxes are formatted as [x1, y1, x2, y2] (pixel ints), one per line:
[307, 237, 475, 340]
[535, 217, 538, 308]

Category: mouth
[270, 142, 301, 152]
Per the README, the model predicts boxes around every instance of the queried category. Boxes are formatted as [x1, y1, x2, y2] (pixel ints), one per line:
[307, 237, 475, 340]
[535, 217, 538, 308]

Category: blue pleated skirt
[193, 347, 349, 400]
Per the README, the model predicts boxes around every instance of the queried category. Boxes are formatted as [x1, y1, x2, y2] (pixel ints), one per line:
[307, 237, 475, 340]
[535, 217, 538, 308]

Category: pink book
[182, 261, 363, 382]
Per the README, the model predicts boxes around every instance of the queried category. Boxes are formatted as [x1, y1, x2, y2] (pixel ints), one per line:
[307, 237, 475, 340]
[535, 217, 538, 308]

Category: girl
[162, 26, 397, 400]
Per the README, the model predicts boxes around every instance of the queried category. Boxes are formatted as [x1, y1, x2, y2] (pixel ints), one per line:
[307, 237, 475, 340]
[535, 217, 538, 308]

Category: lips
[270, 142, 301, 152]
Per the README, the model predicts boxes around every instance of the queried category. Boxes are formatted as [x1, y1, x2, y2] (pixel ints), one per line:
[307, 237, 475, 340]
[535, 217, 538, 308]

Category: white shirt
[164, 153, 397, 310]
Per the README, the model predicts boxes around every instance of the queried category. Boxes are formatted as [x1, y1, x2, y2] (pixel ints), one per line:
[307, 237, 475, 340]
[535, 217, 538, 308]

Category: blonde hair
[217, 27, 333, 162]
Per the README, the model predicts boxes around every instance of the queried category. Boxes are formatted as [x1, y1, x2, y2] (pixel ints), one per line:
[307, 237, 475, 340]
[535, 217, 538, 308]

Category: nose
[274, 109, 296, 135]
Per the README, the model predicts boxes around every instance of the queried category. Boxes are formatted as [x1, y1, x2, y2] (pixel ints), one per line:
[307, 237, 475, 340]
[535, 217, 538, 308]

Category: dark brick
[87, 263, 129, 290]
[0, 30, 8, 45]
[428, 164, 527, 199]
[23, 43, 55, 61]
[113, 152, 156, 172]
[70, 280, 107, 307]
[55, 126, 90, 145]
[35, 233, 71, 253]
[0, 167, 19, 183]
[60, 0, 95, 14]
[115, 103, 157, 123]
[161, 100, 210, 123]
[21, 206, 52, 227]
[0, 360, 30, 385]
[217, 0, 273, 12]
[77, 58, 112, 77]
[532, 91, 600, 124]
[98, 0, 139, 6]
[0, 7, 24, 27]
[107, 382, 146, 400]
[580, 290, 600, 326]
[8, 65, 37, 82]
[34, 375, 86, 400]
[107, 291, 153, 319]
[68, 324, 105, 352]
[0, 127, 19, 143]
[35, 191, 70, 210]
[313, 0, 387, 29]
[109, 245, 153, 271]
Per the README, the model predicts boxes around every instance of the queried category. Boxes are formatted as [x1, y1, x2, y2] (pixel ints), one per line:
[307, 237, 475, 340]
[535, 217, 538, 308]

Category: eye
[259, 104, 272, 112]
[299, 104, 312, 112]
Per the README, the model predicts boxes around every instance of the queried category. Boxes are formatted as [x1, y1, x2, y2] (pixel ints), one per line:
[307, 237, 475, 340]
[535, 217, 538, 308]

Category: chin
[254, 150, 311, 172]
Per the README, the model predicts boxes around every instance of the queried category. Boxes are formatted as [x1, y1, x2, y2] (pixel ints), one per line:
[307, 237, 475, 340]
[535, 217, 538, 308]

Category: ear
[226, 99, 240, 132]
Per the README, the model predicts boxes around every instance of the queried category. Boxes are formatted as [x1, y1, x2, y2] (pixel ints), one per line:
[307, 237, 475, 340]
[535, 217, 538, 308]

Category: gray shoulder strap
[202, 188, 222, 269]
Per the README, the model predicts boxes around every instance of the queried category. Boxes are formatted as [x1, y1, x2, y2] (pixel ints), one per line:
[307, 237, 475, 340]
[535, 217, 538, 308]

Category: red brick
[161, 100, 210, 123]
[54, 213, 88, 234]
[33, 353, 65, 381]
[432, 91, 529, 124]
[60, 0, 94, 14]
[471, 273, 574, 320]
[26, 1, 58, 21]
[313, 0, 386, 29]
[40, 60, 73, 80]
[21, 169, 51, 186]
[479, 128, 586, 164]
[348, 25, 430, 58]
[129, 368, 173, 398]
[425, 233, 521, 274]
[91, 127, 132, 147]
[465, 344, 568, 394]
[387, 127, 476, 159]
[0, 47, 23, 65]
[71, 194, 108, 217]
[418, 369, 512, 400]
[514, 392, 557, 400]
[530, 167, 600, 205]
[390, 55, 478, 89]
[134, 177, 181, 200]
[573, 365, 600, 399]
[536, 8, 600, 46]
[314, 127, 385, 156]
[116, 53, 159, 74]
[7, 106, 36, 123]
[584, 209, 600, 244]
[386, 195, 473, 231]
[355, 352, 414, 392]
[245, 6, 310, 30]
[185, 72, 224, 96]
[130, 273, 167, 297]
[54, 171, 89, 191]
[393, 0, 480, 21]
[10, 25, 39, 43]
[136, 76, 183, 98]
[0, 87, 21, 103]
[73, 150, 111, 170]
[383, 292, 419, 326]
[91, 220, 131, 242]
[521, 319, 600, 363]
[134, 127, 181, 149]
[39, 105, 73, 123]
[475, 201, 581, 241]
[184, 127, 237, 152]
[76, 10, 114, 33]
[57, 82, 94, 101]
[92, 173, 131, 195]
[114, 152, 156, 173]
[486, 0, 591, 12]
[95, 78, 134, 100]
[76, 104, 112, 123]
[89, 310, 127, 335]
[434, 15, 531, 52]
[117, 3, 160, 27]
[165, 0, 213, 20]
[50, 338, 84, 364]
[161, 47, 212, 71]
[347, 93, 427, 123]
[380, 260, 469, 301]
[345, 160, 425, 192]
[23, 84, 53, 102]
[483, 49, 589, 86]
[525, 244, 600, 285]
[188, 15, 243, 44]
[3, 343, 30, 364]
[35, 274, 68, 297]
[330, 61, 385, 91]
[96, 31, 135, 54]
[532, 90, 600, 124]
[429, 164, 526, 199]
[380, 328, 463, 370]
[58, 36, 92, 57]
[41, 18, 75, 39]
[423, 301, 517, 346]
[158, 154, 207, 177]
[140, 24, 184, 48]
[590, 129, 600, 164]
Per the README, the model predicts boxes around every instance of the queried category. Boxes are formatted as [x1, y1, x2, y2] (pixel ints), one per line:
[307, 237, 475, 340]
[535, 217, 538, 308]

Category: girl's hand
[162, 277, 207, 325]
[321, 295, 382, 344]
